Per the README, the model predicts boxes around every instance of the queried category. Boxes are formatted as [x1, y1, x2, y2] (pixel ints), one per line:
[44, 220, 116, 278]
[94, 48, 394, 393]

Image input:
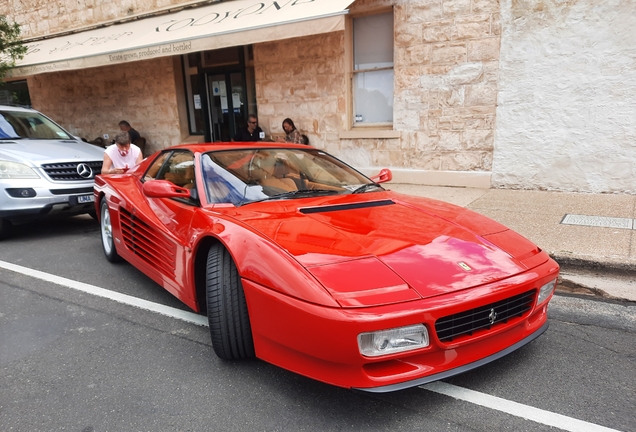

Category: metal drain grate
[561, 214, 634, 230]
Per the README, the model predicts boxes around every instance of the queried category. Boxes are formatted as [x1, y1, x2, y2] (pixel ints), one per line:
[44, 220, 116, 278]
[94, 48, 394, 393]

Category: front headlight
[537, 279, 557, 305]
[358, 324, 429, 357]
[0, 161, 40, 179]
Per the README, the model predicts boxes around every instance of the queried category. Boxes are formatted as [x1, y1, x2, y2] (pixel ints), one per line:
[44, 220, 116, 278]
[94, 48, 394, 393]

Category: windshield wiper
[351, 183, 384, 194]
[244, 189, 340, 205]
[0, 136, 24, 140]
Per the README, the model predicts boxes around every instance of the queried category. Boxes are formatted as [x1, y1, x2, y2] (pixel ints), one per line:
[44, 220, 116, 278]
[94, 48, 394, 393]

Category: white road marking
[422, 382, 621, 432]
[0, 260, 622, 432]
[0, 260, 208, 327]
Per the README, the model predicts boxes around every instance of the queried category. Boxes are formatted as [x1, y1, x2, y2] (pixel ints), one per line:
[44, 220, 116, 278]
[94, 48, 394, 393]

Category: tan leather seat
[250, 157, 297, 192]
[261, 176, 297, 192]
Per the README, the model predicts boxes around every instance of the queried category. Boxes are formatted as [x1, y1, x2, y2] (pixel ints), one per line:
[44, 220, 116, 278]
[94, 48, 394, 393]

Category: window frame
[345, 8, 395, 133]
[143, 150, 199, 206]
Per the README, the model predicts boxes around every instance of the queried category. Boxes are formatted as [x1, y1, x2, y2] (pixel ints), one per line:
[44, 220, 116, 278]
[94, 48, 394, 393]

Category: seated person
[233, 114, 264, 142]
[119, 120, 140, 144]
[282, 118, 304, 144]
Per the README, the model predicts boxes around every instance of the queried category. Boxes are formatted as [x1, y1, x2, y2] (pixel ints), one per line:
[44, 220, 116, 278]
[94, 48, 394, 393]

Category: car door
[120, 150, 200, 303]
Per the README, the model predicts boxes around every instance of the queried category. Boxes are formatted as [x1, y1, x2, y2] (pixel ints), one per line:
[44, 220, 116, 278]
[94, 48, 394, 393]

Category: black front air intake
[299, 200, 395, 214]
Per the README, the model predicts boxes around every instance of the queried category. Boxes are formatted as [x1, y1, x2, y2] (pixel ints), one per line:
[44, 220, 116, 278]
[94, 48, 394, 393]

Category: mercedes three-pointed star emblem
[76, 163, 93, 179]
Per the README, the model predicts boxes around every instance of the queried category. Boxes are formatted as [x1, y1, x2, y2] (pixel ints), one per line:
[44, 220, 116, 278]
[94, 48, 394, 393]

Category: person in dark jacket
[118, 120, 140, 144]
[233, 114, 264, 142]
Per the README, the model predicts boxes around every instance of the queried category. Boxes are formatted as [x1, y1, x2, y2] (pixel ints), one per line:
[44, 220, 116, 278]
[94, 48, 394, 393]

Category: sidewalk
[388, 183, 636, 302]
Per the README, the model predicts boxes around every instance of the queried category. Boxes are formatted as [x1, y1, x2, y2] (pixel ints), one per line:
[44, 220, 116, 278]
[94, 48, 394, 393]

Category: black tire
[88, 210, 98, 220]
[205, 243, 254, 360]
[0, 218, 12, 240]
[100, 199, 122, 263]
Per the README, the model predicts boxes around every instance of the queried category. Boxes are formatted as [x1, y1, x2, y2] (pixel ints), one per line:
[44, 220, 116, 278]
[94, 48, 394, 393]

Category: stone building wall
[255, 0, 501, 176]
[492, 0, 636, 193]
[341, 0, 500, 174]
[3, 0, 633, 193]
[254, 32, 346, 155]
[4, 0, 198, 39]
[27, 56, 182, 154]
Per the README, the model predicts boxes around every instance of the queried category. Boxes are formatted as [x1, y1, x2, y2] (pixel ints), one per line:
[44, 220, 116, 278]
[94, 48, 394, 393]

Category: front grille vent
[49, 187, 94, 195]
[119, 207, 176, 277]
[435, 290, 536, 342]
[41, 161, 102, 181]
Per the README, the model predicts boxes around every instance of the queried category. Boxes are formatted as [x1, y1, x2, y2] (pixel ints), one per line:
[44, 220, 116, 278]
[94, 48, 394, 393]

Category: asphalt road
[1, 216, 635, 432]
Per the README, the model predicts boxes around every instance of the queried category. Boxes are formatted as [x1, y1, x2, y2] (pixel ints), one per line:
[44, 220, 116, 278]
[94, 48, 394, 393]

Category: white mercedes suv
[0, 105, 105, 239]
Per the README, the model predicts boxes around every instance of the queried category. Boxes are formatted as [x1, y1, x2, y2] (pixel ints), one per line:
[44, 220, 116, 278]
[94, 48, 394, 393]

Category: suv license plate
[77, 194, 94, 203]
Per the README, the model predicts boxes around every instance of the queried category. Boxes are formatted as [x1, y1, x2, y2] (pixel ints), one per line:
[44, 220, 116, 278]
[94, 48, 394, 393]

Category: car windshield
[0, 110, 72, 140]
[201, 148, 382, 206]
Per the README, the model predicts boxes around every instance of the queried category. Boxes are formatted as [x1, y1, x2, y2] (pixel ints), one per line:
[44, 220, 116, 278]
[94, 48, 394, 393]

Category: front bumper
[243, 258, 558, 391]
[0, 178, 95, 221]
[353, 321, 549, 392]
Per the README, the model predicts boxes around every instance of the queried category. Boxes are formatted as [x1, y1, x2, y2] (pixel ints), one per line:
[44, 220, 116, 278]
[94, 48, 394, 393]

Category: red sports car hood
[234, 194, 543, 305]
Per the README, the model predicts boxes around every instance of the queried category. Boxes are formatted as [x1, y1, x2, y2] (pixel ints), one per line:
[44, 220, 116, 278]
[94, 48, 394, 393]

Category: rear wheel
[0, 218, 12, 240]
[100, 199, 121, 263]
[205, 243, 254, 360]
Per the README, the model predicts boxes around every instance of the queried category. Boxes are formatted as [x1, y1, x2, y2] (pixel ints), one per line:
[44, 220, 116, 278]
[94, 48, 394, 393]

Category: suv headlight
[358, 324, 429, 357]
[0, 161, 40, 179]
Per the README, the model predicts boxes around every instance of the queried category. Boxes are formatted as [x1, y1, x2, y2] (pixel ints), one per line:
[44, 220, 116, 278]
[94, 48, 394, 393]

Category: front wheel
[205, 244, 254, 360]
[100, 199, 121, 263]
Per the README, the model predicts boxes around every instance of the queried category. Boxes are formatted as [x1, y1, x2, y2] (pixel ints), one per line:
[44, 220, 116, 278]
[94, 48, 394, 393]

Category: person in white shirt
[102, 131, 143, 174]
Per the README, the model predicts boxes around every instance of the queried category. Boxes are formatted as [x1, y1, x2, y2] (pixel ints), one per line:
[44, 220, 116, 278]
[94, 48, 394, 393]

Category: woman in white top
[102, 131, 143, 174]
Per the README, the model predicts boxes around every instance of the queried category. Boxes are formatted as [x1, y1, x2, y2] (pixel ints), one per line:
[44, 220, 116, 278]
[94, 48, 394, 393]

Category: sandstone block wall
[3, 0, 632, 193]
[28, 56, 182, 154]
[254, 32, 346, 154]
[389, 0, 500, 173]
[3, 0, 502, 174]
[256, 0, 501, 173]
[4, 0, 197, 39]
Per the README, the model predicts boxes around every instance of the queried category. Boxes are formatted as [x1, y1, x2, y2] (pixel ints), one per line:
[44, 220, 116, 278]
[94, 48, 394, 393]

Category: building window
[0, 80, 31, 107]
[352, 11, 394, 126]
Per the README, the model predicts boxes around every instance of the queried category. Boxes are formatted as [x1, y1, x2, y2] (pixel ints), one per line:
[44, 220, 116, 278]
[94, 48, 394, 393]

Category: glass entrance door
[206, 72, 247, 142]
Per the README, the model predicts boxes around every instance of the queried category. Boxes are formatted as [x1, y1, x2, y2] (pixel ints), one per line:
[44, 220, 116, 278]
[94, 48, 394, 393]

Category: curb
[550, 253, 636, 274]
[550, 254, 636, 303]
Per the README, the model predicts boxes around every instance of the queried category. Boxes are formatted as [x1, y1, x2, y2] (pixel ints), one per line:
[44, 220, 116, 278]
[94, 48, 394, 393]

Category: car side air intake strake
[299, 199, 395, 214]
[119, 207, 177, 277]
[435, 289, 537, 342]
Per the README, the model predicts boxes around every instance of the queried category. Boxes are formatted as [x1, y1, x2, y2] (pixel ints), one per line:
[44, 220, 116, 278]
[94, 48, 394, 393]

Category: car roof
[0, 104, 37, 112]
[170, 142, 312, 153]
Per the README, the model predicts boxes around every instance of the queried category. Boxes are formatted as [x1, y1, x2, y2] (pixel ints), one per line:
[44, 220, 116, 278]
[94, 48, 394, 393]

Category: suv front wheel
[100, 199, 121, 262]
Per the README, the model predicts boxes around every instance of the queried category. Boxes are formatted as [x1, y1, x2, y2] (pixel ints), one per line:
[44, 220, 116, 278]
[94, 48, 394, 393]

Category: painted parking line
[0, 260, 207, 327]
[421, 382, 620, 432]
[0, 260, 622, 432]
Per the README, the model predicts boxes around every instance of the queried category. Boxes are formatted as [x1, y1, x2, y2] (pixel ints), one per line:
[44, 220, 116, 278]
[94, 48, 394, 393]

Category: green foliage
[0, 15, 27, 80]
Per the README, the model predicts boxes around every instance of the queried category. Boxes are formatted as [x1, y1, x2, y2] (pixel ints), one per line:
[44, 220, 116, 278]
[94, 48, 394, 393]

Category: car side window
[157, 151, 196, 190]
[144, 152, 172, 181]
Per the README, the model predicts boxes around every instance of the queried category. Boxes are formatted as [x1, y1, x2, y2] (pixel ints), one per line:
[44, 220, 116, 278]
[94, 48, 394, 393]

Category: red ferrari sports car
[94, 142, 559, 392]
